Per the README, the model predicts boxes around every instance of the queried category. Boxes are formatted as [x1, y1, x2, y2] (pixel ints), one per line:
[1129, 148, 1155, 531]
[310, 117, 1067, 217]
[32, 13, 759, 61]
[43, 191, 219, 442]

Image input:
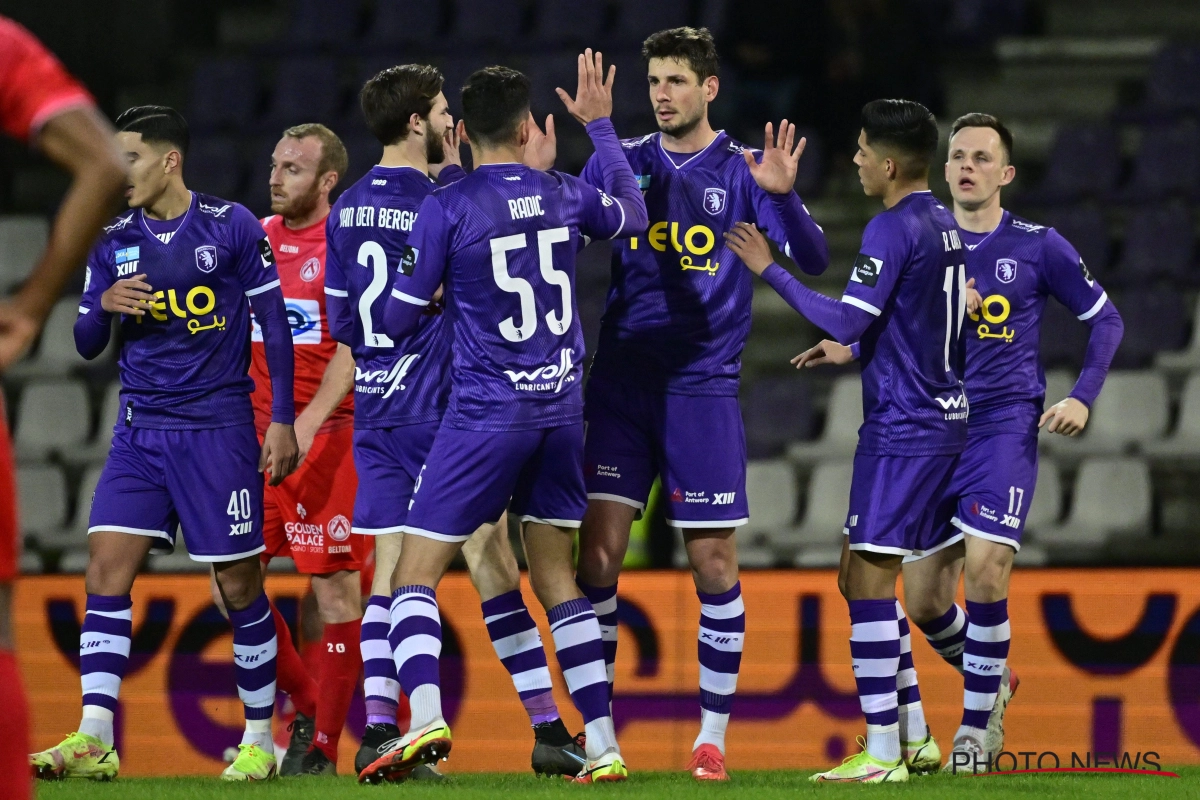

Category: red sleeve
[0, 16, 95, 144]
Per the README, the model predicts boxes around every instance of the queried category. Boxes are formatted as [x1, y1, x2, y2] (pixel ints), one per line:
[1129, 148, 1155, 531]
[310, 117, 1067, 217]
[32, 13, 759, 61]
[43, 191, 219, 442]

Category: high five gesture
[557, 48, 615, 125]
[745, 120, 806, 195]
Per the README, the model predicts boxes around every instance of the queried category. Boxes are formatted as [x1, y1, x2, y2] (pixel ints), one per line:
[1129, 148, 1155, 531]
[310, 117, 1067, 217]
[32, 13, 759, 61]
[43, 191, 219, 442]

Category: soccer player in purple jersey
[33, 107, 299, 782]
[795, 113, 1123, 773]
[572, 27, 829, 781]
[727, 99, 968, 783]
[359, 57, 647, 784]
[324, 64, 585, 779]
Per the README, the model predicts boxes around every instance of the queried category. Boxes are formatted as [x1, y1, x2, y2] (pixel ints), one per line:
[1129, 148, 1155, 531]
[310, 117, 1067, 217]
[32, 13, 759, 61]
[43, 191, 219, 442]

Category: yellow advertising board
[15, 569, 1200, 774]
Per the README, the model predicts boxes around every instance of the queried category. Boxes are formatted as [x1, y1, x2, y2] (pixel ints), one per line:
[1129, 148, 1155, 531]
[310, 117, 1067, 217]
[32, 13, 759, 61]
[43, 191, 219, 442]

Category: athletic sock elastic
[313, 618, 362, 761]
[78, 594, 132, 747]
[693, 581, 744, 756]
[915, 603, 967, 674]
[482, 590, 559, 725]
[361, 594, 400, 726]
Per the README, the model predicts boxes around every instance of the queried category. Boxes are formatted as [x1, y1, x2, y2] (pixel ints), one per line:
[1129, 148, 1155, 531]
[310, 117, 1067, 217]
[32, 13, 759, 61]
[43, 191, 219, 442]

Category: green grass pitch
[33, 768, 1200, 799]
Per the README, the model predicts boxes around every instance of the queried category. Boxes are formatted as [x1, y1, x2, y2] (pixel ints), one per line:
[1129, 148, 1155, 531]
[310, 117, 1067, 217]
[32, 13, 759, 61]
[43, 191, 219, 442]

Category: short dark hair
[115, 105, 189, 158]
[950, 112, 1014, 164]
[860, 99, 939, 179]
[642, 26, 720, 81]
[461, 66, 529, 148]
[360, 64, 444, 146]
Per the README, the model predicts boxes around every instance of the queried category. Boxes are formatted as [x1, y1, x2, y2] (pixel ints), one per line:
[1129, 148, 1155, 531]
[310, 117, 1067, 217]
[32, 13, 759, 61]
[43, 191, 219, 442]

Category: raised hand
[744, 120, 806, 195]
[522, 113, 557, 171]
[101, 273, 155, 315]
[791, 339, 855, 370]
[429, 124, 462, 178]
[556, 48, 615, 126]
[723, 222, 774, 276]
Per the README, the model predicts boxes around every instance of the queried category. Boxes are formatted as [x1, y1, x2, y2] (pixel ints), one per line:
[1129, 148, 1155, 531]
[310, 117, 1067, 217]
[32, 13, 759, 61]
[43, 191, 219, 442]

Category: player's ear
[999, 163, 1016, 187]
[703, 75, 719, 103]
[320, 170, 340, 194]
[456, 119, 470, 145]
[409, 112, 425, 139]
[164, 148, 182, 176]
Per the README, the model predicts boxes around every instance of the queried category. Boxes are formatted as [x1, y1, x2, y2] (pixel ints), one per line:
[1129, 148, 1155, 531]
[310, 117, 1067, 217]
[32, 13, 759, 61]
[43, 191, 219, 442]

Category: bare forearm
[296, 344, 354, 428]
[21, 109, 125, 323]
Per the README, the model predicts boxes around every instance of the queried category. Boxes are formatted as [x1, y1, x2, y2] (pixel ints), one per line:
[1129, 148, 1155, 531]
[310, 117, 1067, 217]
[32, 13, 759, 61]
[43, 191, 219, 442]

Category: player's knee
[687, 541, 737, 594]
[213, 560, 263, 611]
[83, 551, 134, 596]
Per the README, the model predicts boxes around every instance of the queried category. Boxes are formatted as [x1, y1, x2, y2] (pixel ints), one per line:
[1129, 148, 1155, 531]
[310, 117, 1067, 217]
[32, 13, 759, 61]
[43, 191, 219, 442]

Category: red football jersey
[251, 213, 354, 436]
[0, 16, 93, 143]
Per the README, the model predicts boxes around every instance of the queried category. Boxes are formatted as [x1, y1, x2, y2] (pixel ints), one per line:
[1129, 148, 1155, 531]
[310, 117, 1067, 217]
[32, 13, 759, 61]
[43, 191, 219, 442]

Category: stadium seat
[446, 0, 525, 45]
[1143, 44, 1200, 115]
[525, 51, 586, 116]
[17, 464, 67, 535]
[20, 551, 43, 575]
[146, 544, 206, 574]
[1042, 369, 1077, 411]
[1040, 370, 1168, 456]
[1116, 121, 1200, 202]
[532, 0, 608, 44]
[787, 376, 861, 463]
[1117, 204, 1194, 286]
[188, 58, 259, 132]
[1024, 458, 1063, 533]
[1156, 298, 1200, 373]
[8, 296, 111, 379]
[366, 0, 442, 47]
[1042, 206, 1110, 280]
[72, 465, 104, 534]
[1025, 123, 1120, 203]
[14, 379, 91, 461]
[741, 376, 813, 458]
[0, 215, 49, 291]
[1035, 457, 1152, 553]
[186, 137, 244, 201]
[789, 460, 854, 567]
[1144, 371, 1200, 461]
[65, 383, 119, 467]
[267, 556, 299, 572]
[744, 459, 797, 535]
[1110, 287, 1188, 369]
[735, 546, 775, 568]
[59, 548, 90, 574]
[263, 57, 342, 128]
[612, 0, 691, 44]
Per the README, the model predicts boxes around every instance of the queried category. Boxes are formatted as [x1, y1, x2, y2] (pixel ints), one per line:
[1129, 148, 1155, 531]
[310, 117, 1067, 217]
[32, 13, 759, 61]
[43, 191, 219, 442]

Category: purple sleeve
[75, 241, 114, 359]
[841, 212, 908, 318]
[383, 194, 447, 339]
[752, 181, 829, 276]
[850, 342, 861, 360]
[436, 164, 467, 186]
[323, 213, 353, 346]
[248, 285, 296, 424]
[231, 205, 281, 295]
[1068, 304, 1123, 407]
[573, 118, 648, 238]
[761, 263, 875, 344]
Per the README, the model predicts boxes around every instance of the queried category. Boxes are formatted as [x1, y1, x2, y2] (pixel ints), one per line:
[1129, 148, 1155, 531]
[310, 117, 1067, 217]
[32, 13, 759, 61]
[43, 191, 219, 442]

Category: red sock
[0, 651, 30, 800]
[270, 601, 318, 719]
[313, 619, 363, 762]
[397, 692, 412, 735]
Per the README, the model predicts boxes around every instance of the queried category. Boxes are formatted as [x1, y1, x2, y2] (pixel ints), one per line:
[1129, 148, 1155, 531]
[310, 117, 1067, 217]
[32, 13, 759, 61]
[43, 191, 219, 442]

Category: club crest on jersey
[327, 514, 351, 542]
[995, 258, 1018, 284]
[300, 257, 321, 282]
[703, 188, 727, 216]
[195, 245, 218, 273]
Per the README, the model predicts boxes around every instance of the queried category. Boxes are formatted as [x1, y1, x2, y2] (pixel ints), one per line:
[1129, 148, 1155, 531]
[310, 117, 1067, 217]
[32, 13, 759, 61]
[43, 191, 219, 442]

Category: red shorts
[260, 425, 368, 574]
[0, 400, 18, 582]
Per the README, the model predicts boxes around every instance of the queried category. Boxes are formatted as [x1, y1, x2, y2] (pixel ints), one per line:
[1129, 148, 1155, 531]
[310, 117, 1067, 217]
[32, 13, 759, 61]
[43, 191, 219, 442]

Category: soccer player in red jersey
[210, 123, 369, 776]
[0, 14, 125, 800]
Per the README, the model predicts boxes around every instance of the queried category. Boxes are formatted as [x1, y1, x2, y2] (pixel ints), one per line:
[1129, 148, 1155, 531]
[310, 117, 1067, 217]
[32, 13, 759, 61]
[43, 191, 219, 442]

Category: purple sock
[389, 585, 443, 731]
[576, 579, 618, 700]
[548, 598, 617, 759]
[482, 590, 559, 725]
[78, 594, 132, 747]
[960, 599, 1010, 740]
[916, 603, 968, 672]
[361, 595, 399, 726]
[895, 600, 927, 743]
[849, 598, 900, 763]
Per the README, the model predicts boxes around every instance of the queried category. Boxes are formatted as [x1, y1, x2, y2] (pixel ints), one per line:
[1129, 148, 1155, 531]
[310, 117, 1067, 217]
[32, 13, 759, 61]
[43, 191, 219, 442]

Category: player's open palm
[557, 48, 614, 126]
[522, 113, 557, 171]
[746, 120, 806, 195]
[1040, 397, 1089, 437]
[792, 339, 854, 369]
[261, 422, 299, 486]
[101, 273, 155, 316]
[429, 124, 462, 177]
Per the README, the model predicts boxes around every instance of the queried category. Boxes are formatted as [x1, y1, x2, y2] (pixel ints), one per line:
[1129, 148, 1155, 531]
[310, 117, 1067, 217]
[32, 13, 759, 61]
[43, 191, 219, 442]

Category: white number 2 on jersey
[490, 228, 572, 343]
[357, 240, 394, 348]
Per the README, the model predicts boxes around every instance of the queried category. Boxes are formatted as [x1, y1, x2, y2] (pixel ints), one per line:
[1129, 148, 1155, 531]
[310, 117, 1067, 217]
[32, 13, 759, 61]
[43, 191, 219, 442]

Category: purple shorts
[351, 423, 438, 535]
[403, 422, 588, 542]
[583, 377, 748, 528]
[88, 424, 265, 562]
[906, 432, 1036, 561]
[844, 452, 959, 556]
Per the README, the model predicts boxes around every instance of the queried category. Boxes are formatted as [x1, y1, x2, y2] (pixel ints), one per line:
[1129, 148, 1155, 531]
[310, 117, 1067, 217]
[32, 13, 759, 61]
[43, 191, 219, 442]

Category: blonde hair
[281, 123, 349, 185]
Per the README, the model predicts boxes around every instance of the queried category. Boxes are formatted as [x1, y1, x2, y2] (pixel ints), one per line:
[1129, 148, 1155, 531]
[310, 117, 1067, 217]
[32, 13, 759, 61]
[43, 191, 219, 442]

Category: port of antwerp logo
[195, 245, 218, 273]
[703, 188, 726, 215]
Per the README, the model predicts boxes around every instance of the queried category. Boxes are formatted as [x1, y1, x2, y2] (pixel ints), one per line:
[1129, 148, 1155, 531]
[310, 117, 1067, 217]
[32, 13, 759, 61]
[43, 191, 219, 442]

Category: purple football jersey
[843, 191, 968, 456]
[582, 131, 828, 395]
[325, 165, 450, 428]
[79, 193, 281, 429]
[389, 164, 630, 431]
[959, 212, 1109, 435]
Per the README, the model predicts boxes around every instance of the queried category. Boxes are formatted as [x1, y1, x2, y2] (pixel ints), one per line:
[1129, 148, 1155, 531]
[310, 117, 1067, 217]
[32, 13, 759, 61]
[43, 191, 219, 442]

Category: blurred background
[2, 0, 1200, 574]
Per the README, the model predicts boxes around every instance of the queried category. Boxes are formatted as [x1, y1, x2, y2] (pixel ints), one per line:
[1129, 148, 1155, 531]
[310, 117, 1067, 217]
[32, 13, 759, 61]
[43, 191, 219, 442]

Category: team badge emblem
[995, 258, 1017, 284]
[703, 188, 726, 216]
[195, 245, 218, 273]
[300, 257, 321, 281]
[328, 514, 351, 542]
